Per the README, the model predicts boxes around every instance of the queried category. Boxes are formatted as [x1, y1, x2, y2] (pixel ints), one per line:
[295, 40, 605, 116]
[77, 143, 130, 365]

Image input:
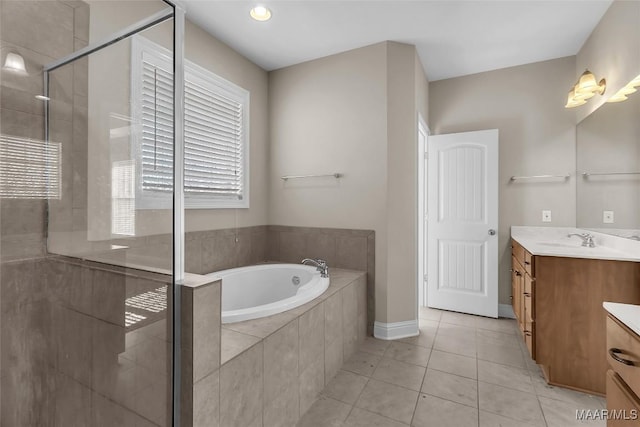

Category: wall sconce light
[565, 69, 606, 108]
[2, 52, 27, 74]
[607, 73, 640, 103]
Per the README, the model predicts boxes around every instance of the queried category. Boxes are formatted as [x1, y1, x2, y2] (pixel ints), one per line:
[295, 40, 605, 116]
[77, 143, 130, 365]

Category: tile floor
[297, 307, 606, 427]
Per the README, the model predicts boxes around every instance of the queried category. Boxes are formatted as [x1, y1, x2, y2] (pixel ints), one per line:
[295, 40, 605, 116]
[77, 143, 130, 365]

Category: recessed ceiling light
[250, 5, 271, 22]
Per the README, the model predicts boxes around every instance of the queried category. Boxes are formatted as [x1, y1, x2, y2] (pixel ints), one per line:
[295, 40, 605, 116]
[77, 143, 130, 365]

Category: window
[131, 36, 250, 209]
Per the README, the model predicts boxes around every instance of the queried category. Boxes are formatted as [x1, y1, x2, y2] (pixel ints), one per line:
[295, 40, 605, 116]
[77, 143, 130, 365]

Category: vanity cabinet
[606, 315, 640, 426]
[510, 237, 640, 395]
[511, 240, 535, 359]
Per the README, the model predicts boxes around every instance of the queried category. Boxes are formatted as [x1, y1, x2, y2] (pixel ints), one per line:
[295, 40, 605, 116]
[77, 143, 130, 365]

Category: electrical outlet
[542, 210, 552, 222]
[603, 210, 614, 224]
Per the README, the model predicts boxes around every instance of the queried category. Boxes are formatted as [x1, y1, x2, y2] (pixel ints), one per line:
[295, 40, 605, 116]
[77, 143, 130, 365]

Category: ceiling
[182, 0, 613, 81]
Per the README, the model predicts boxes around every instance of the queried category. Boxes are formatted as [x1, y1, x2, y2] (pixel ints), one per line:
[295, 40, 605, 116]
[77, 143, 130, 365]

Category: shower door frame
[42, 2, 186, 425]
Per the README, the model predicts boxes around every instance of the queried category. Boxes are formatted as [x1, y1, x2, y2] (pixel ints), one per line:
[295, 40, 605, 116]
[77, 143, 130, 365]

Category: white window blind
[132, 36, 249, 209]
[0, 135, 61, 199]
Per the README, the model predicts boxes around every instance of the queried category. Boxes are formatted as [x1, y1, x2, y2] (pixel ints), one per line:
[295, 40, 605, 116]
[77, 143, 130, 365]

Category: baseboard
[373, 320, 419, 340]
[499, 303, 515, 319]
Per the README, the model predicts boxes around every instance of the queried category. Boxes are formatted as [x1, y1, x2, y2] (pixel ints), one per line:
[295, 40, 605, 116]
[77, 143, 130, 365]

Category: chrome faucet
[302, 258, 329, 278]
[567, 233, 596, 248]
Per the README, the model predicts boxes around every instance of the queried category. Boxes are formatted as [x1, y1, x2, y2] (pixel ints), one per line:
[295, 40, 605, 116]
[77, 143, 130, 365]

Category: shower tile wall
[0, 0, 79, 261]
[0, 1, 89, 425]
[1, 2, 174, 426]
[0, 256, 173, 426]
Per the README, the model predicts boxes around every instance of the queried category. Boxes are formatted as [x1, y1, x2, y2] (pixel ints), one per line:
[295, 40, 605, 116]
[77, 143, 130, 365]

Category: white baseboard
[499, 304, 515, 319]
[373, 320, 419, 340]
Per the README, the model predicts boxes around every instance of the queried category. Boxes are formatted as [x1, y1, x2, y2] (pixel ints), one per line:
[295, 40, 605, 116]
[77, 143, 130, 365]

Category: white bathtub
[207, 264, 330, 324]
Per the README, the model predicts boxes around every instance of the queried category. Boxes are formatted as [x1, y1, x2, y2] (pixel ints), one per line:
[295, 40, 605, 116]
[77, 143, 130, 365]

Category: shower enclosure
[0, 1, 185, 425]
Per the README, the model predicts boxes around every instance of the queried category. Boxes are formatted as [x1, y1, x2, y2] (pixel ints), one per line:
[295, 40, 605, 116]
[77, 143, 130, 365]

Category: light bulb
[250, 6, 271, 21]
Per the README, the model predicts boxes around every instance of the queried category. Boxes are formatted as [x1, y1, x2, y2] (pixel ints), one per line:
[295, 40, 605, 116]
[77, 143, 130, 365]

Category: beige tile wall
[266, 225, 375, 333]
[1, 254, 173, 426]
[1, 0, 88, 262]
[181, 278, 222, 427]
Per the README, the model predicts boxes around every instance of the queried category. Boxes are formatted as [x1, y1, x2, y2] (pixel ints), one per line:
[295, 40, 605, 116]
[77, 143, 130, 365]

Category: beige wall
[575, 0, 640, 123]
[269, 42, 428, 324]
[429, 57, 577, 305]
[385, 42, 420, 323]
[269, 42, 389, 320]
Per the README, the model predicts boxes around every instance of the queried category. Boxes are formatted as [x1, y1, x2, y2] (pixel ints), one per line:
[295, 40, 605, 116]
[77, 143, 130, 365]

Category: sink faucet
[567, 233, 596, 248]
[302, 258, 329, 278]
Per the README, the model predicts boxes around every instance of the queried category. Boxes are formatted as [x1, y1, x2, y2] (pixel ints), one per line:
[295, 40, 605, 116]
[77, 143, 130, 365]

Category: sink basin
[537, 242, 583, 249]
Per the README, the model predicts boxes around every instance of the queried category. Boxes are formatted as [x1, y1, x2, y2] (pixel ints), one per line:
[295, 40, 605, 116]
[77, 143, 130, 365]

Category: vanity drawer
[607, 315, 640, 399]
[524, 251, 535, 276]
[606, 370, 640, 426]
[512, 239, 525, 265]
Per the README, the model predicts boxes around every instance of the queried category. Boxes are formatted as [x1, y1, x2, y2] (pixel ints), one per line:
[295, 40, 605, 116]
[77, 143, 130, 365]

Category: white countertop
[603, 302, 640, 337]
[511, 226, 640, 262]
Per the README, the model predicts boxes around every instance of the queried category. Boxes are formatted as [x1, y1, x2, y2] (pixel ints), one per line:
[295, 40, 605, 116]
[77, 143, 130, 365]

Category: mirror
[576, 86, 640, 239]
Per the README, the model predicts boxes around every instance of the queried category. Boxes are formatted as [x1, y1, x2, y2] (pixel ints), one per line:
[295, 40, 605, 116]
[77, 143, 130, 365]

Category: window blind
[184, 79, 244, 199]
[136, 37, 248, 208]
[0, 135, 61, 199]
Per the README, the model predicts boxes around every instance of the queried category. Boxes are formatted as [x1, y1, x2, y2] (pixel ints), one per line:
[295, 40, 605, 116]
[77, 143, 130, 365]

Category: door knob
[488, 229, 496, 236]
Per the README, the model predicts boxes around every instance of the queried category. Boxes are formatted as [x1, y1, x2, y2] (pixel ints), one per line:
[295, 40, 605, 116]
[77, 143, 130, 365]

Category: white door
[427, 129, 499, 318]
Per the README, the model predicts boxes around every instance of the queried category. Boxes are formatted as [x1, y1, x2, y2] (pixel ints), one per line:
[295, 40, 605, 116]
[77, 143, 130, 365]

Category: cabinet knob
[489, 229, 496, 236]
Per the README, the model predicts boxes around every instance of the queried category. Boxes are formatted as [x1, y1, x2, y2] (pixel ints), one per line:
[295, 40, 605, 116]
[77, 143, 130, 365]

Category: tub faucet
[302, 258, 329, 278]
[567, 233, 596, 248]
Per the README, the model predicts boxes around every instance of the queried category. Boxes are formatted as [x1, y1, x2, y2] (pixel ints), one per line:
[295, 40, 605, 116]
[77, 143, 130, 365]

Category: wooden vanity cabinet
[511, 239, 536, 359]
[606, 316, 640, 426]
[510, 238, 640, 395]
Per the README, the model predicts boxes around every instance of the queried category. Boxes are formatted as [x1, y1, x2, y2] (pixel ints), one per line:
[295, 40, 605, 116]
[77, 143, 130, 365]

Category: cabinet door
[511, 256, 523, 323]
[524, 273, 535, 323]
[524, 321, 535, 360]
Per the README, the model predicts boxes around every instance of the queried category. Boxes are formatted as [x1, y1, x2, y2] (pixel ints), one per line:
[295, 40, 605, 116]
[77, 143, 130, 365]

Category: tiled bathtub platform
[219, 268, 367, 426]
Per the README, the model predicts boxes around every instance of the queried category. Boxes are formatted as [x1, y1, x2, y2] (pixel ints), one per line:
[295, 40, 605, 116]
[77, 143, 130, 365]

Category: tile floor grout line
[303, 309, 603, 426]
[410, 319, 439, 427]
[476, 339, 481, 427]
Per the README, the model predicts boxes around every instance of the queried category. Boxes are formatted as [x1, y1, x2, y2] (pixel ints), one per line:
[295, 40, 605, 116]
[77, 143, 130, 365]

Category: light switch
[542, 210, 552, 222]
[603, 210, 614, 224]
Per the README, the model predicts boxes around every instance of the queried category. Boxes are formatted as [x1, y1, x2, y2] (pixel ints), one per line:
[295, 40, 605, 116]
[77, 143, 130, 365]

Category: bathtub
[207, 264, 330, 324]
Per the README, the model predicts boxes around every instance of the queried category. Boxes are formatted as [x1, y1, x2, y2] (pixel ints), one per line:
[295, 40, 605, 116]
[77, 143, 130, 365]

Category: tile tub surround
[511, 226, 640, 261]
[208, 268, 367, 427]
[60, 224, 376, 330]
[298, 307, 607, 427]
[266, 226, 375, 334]
[180, 275, 222, 427]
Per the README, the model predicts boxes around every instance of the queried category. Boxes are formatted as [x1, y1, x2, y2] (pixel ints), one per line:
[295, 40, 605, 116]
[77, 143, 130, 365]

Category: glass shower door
[0, 1, 184, 425]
